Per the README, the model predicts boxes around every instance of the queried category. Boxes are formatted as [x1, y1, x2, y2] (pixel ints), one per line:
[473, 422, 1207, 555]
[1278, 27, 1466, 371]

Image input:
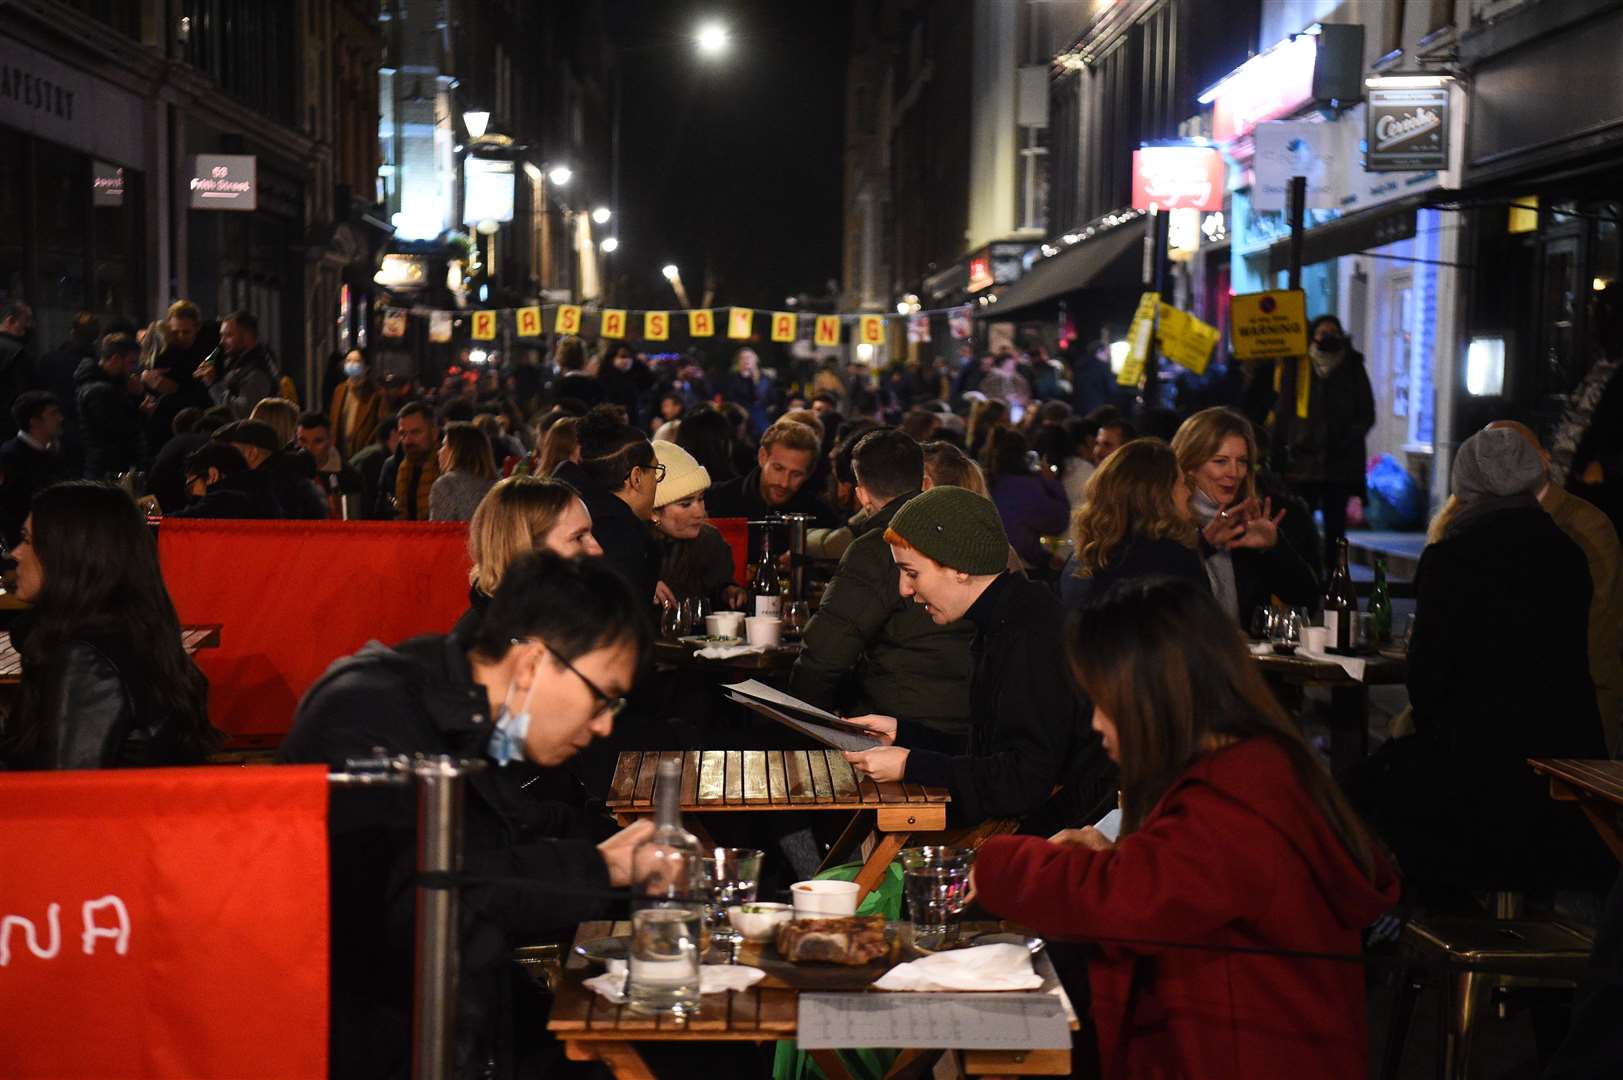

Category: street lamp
[462, 110, 490, 139]
[695, 20, 729, 58]
[548, 164, 573, 187]
[591, 206, 612, 225]
[662, 264, 691, 308]
[601, 237, 619, 253]
[661, 264, 680, 281]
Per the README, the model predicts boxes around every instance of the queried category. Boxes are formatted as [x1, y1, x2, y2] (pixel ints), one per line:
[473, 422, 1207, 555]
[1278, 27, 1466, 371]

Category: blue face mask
[486, 665, 541, 767]
[344, 361, 365, 379]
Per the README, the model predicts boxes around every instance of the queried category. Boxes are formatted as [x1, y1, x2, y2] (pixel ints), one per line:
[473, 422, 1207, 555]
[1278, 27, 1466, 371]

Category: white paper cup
[714, 611, 745, 637]
[790, 879, 860, 919]
[1302, 626, 1328, 654]
[745, 616, 782, 648]
[704, 614, 733, 639]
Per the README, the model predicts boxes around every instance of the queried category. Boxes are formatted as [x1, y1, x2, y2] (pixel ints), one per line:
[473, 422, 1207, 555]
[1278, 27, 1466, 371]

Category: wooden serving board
[738, 926, 902, 991]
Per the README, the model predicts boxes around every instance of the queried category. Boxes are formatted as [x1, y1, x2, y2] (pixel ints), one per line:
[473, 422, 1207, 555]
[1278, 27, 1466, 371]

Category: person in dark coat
[842, 486, 1116, 834]
[704, 417, 836, 526]
[1173, 407, 1319, 624]
[0, 392, 70, 546]
[0, 300, 34, 438]
[984, 427, 1071, 573]
[33, 310, 96, 474]
[1348, 428, 1612, 899]
[551, 406, 661, 608]
[648, 439, 741, 611]
[1061, 438, 1208, 611]
[278, 553, 655, 1080]
[142, 301, 212, 458]
[144, 405, 232, 514]
[168, 441, 284, 520]
[720, 347, 777, 436]
[215, 420, 328, 520]
[791, 430, 974, 750]
[1274, 315, 1375, 564]
[76, 333, 147, 480]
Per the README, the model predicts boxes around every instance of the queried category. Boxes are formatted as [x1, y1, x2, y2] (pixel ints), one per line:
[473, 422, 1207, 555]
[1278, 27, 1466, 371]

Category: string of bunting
[377, 302, 981, 347]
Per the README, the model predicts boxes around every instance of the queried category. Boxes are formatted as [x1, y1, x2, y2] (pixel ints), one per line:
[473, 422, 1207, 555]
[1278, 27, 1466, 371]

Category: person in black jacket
[1061, 437, 1208, 611]
[76, 333, 147, 480]
[278, 553, 655, 1080]
[552, 405, 661, 607]
[704, 417, 836, 527]
[1172, 407, 1319, 624]
[33, 311, 96, 474]
[843, 485, 1116, 834]
[214, 419, 329, 520]
[0, 482, 215, 770]
[169, 441, 284, 519]
[0, 392, 70, 546]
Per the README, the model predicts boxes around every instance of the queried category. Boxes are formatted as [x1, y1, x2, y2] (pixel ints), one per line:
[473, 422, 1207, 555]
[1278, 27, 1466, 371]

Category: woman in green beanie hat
[843, 485, 1116, 832]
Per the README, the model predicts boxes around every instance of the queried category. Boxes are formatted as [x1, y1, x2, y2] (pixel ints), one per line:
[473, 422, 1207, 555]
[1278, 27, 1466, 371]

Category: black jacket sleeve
[789, 539, 894, 710]
[35, 642, 135, 769]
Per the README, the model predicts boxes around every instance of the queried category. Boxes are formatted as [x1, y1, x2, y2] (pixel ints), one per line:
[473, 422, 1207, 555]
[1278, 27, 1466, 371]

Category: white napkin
[695, 643, 768, 659]
[583, 962, 766, 1003]
[1297, 648, 1368, 682]
[1248, 642, 1274, 656]
[872, 943, 1042, 992]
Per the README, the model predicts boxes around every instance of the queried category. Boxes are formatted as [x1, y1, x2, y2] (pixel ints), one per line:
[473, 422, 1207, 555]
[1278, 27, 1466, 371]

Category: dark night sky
[603, 1, 850, 311]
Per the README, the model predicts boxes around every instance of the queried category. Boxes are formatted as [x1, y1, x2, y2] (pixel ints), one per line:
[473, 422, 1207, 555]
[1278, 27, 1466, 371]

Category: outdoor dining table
[1528, 758, 1623, 863]
[546, 918, 1078, 1079]
[654, 639, 801, 675]
[1251, 645, 1409, 773]
[0, 624, 222, 687]
[607, 748, 950, 902]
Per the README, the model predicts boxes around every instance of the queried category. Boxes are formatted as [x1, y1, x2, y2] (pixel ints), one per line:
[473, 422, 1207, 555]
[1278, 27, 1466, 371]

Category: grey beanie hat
[1452, 427, 1545, 503]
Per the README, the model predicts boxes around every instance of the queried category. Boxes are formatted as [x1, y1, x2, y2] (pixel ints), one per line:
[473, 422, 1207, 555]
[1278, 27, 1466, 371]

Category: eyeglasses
[625, 461, 666, 486]
[514, 637, 627, 718]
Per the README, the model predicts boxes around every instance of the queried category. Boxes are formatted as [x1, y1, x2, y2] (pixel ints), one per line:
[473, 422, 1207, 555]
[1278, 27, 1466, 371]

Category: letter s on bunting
[515, 306, 542, 337]
[555, 305, 583, 335]
[644, 311, 670, 342]
[470, 310, 496, 341]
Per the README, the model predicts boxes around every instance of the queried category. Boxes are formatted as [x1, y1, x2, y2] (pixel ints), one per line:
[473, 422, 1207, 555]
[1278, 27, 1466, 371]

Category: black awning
[1262, 193, 1426, 276]
[975, 219, 1147, 318]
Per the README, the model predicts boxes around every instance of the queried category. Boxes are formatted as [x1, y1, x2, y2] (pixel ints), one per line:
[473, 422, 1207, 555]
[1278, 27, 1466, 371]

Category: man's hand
[846, 713, 897, 746]
[1047, 826, 1115, 851]
[722, 585, 748, 611]
[654, 580, 678, 610]
[843, 746, 909, 782]
[195, 361, 216, 387]
[596, 819, 656, 887]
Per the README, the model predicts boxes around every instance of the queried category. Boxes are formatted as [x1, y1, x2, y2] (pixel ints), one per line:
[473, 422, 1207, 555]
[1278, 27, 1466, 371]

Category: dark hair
[1031, 421, 1077, 471]
[6, 483, 215, 759]
[555, 335, 587, 372]
[812, 391, 840, 408]
[397, 401, 434, 426]
[442, 420, 497, 479]
[982, 426, 1031, 478]
[11, 390, 59, 430]
[184, 441, 250, 482]
[577, 405, 653, 491]
[1068, 578, 1380, 880]
[472, 551, 653, 674]
[831, 420, 882, 485]
[438, 398, 476, 425]
[1, 300, 30, 323]
[100, 333, 139, 361]
[375, 415, 398, 443]
[852, 429, 922, 503]
[297, 411, 331, 432]
[198, 405, 235, 436]
[1309, 314, 1345, 341]
[1084, 405, 1123, 428]
[674, 405, 737, 482]
[225, 310, 258, 334]
[898, 409, 941, 443]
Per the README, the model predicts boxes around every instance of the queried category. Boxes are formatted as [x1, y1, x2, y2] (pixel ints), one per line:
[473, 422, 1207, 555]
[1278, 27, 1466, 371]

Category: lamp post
[662, 263, 691, 308]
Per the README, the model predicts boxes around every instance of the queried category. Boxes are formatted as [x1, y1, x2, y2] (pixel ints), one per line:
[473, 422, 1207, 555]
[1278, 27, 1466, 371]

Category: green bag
[770, 862, 904, 1080]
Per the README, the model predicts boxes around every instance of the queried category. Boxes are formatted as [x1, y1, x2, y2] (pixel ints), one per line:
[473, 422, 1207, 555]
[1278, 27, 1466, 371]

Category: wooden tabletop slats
[1530, 758, 1623, 805]
[607, 749, 949, 814]
[0, 625, 221, 687]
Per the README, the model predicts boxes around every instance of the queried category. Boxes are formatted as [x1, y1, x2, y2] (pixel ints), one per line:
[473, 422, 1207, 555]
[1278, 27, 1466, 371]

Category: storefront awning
[1261, 193, 1427, 276]
[974, 219, 1146, 318]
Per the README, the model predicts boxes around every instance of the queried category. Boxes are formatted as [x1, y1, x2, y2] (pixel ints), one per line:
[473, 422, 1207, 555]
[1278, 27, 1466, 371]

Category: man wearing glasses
[552, 405, 665, 609]
[280, 552, 655, 1080]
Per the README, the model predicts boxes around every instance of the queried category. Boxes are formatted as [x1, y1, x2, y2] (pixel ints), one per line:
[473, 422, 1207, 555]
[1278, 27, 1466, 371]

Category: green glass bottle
[1369, 554, 1392, 645]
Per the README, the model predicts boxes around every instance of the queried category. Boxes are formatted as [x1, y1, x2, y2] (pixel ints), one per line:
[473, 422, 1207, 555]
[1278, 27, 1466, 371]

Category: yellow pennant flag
[644, 311, 670, 341]
[1296, 355, 1312, 419]
[1155, 304, 1220, 375]
[814, 315, 841, 346]
[555, 305, 582, 335]
[599, 309, 627, 339]
[858, 315, 885, 346]
[770, 312, 797, 343]
[470, 310, 497, 341]
[727, 307, 753, 340]
[688, 309, 715, 337]
[514, 306, 542, 338]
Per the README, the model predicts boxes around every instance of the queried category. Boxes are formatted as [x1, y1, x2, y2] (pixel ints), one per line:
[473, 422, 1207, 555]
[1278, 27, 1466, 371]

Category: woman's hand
[596, 818, 656, 887]
[654, 581, 678, 610]
[722, 585, 749, 611]
[1201, 510, 1246, 550]
[1229, 497, 1286, 551]
[846, 713, 898, 746]
[1047, 826, 1115, 851]
[843, 746, 909, 783]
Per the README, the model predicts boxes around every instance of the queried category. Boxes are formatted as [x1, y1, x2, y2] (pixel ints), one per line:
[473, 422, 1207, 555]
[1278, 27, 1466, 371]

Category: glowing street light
[601, 237, 619, 253]
[548, 164, 573, 187]
[695, 20, 730, 58]
[462, 110, 490, 139]
[661, 264, 680, 281]
[591, 206, 612, 225]
[662, 264, 692, 308]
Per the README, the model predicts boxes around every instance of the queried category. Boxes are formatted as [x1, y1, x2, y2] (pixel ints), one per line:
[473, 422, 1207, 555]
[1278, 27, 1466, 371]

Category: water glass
[703, 847, 762, 945]
[660, 601, 684, 641]
[627, 905, 703, 1017]
[782, 600, 811, 641]
[680, 595, 709, 636]
[900, 846, 974, 947]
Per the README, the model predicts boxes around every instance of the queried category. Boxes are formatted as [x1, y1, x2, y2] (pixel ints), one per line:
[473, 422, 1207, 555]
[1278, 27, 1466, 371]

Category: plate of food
[752, 915, 901, 990]
[677, 634, 743, 647]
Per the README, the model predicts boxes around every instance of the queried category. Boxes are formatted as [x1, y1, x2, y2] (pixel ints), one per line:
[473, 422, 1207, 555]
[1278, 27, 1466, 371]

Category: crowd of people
[1, 298, 1621, 1080]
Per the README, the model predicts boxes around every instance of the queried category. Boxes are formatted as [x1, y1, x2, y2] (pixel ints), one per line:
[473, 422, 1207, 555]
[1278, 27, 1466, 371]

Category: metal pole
[1141, 207, 1170, 413]
[409, 755, 482, 1080]
[1277, 174, 1308, 472]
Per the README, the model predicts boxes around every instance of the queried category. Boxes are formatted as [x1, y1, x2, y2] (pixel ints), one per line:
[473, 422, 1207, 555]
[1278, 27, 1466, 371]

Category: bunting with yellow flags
[644, 311, 670, 341]
[555, 305, 583, 335]
[770, 311, 796, 342]
[688, 309, 714, 337]
[515, 306, 542, 337]
[470, 310, 497, 341]
[599, 309, 627, 339]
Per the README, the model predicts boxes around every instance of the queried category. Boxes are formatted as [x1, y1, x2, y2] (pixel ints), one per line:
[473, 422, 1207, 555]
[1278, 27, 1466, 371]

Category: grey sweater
[428, 470, 495, 522]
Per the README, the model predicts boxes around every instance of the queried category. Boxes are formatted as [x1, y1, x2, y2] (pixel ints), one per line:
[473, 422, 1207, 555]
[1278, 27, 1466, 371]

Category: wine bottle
[1323, 538, 1357, 654]
[627, 758, 705, 1016]
[752, 529, 782, 618]
[1368, 553, 1392, 645]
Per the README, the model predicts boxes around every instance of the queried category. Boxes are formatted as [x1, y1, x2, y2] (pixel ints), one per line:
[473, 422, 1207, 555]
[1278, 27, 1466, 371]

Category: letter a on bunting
[688, 309, 714, 337]
[470, 310, 496, 341]
[555, 305, 583, 335]
[814, 316, 841, 346]
[515, 306, 542, 337]
[770, 312, 796, 342]
[644, 311, 669, 341]
[600, 309, 627, 339]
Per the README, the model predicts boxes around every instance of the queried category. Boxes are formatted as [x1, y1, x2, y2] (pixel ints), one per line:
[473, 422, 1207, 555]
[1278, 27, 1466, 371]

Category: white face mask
[486, 656, 543, 766]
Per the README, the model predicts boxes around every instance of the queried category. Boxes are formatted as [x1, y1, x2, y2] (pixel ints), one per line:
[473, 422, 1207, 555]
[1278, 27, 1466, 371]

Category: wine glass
[782, 600, 811, 642]
[680, 595, 709, 637]
[661, 601, 685, 641]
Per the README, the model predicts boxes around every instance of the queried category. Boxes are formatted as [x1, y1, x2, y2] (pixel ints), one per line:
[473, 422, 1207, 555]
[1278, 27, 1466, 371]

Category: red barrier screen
[158, 518, 471, 737]
[0, 765, 331, 1078]
[712, 516, 749, 586]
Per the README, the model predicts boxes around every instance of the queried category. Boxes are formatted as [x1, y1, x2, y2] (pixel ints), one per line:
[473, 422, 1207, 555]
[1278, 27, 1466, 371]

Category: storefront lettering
[0, 64, 75, 121]
[1374, 108, 1441, 151]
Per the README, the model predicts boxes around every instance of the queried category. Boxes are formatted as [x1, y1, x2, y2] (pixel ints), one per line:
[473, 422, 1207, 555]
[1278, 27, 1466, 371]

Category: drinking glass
[626, 905, 703, 1016]
[1271, 608, 1302, 652]
[680, 596, 707, 637]
[900, 846, 974, 948]
[1250, 605, 1273, 641]
[661, 601, 685, 641]
[702, 847, 762, 947]
[782, 601, 811, 642]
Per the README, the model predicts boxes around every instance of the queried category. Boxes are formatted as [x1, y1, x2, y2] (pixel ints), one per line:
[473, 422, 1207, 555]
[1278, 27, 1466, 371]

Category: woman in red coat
[971, 578, 1400, 1080]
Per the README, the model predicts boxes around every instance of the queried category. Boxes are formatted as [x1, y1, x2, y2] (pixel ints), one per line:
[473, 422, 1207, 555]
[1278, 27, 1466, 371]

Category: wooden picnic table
[0, 624, 221, 687]
[654, 639, 801, 674]
[607, 749, 950, 902]
[1528, 758, 1623, 863]
[1252, 646, 1409, 773]
[546, 919, 1077, 1079]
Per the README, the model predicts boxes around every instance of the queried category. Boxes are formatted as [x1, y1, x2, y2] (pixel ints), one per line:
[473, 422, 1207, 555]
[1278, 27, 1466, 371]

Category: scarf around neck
[1190, 488, 1240, 618]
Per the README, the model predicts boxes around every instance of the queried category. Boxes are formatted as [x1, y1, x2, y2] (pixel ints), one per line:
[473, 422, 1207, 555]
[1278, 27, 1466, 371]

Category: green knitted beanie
[886, 486, 1009, 575]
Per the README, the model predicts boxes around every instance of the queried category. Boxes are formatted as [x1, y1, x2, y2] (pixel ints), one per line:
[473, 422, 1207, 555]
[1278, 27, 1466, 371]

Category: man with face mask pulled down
[280, 552, 656, 1080]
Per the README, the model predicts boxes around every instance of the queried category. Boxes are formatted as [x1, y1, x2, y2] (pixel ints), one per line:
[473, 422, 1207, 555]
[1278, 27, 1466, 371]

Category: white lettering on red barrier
[0, 896, 129, 966]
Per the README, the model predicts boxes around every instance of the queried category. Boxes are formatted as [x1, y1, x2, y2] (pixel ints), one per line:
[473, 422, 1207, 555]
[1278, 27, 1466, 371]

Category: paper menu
[721, 693, 880, 753]
[721, 680, 882, 753]
[796, 992, 1071, 1050]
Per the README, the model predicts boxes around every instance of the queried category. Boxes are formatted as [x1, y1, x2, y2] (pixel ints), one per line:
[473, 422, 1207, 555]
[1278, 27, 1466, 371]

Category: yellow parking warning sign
[1230, 289, 1307, 361]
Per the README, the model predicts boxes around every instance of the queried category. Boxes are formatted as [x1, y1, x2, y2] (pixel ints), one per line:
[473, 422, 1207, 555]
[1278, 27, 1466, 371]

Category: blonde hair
[467, 477, 581, 593]
[1071, 438, 1196, 577]
[759, 419, 821, 456]
[139, 321, 167, 370]
[537, 416, 580, 477]
[1170, 407, 1257, 504]
[780, 408, 826, 443]
[442, 420, 497, 479]
[920, 441, 988, 497]
[249, 397, 301, 446]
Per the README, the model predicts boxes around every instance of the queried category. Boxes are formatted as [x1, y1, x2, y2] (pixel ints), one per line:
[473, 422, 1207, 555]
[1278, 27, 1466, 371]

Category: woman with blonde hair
[919, 441, 988, 497]
[248, 397, 301, 447]
[1171, 407, 1317, 623]
[1061, 438, 1206, 610]
[453, 476, 603, 642]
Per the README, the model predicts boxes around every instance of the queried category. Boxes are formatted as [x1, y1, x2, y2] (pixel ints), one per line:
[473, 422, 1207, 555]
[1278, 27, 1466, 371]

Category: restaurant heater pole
[1276, 174, 1308, 472]
[411, 755, 482, 1080]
